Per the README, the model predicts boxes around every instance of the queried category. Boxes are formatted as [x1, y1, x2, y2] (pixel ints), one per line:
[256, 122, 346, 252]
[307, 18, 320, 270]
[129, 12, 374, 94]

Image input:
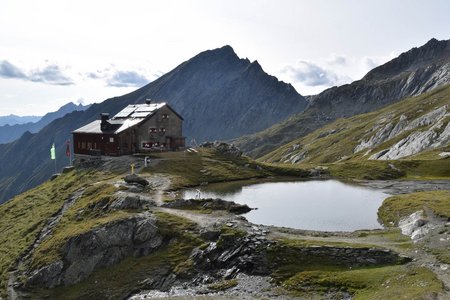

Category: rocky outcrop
[25, 213, 162, 288]
[367, 106, 450, 160]
[191, 223, 409, 284]
[398, 211, 433, 240]
[124, 174, 150, 186]
[200, 141, 243, 158]
[355, 106, 449, 155]
[162, 198, 252, 214]
[272, 246, 409, 269]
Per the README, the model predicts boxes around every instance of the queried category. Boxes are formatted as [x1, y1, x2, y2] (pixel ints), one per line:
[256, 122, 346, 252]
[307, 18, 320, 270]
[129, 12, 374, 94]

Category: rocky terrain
[235, 38, 450, 158]
[1, 148, 449, 299]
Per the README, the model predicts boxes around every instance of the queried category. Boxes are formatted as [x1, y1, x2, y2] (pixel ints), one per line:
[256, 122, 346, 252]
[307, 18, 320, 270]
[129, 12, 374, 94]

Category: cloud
[326, 54, 347, 65]
[282, 61, 351, 87]
[0, 60, 73, 85]
[106, 70, 150, 87]
[29, 64, 73, 85]
[0, 60, 27, 79]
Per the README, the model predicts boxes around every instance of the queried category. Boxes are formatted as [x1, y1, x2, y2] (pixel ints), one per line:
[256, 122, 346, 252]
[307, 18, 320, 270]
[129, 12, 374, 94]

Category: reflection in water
[182, 180, 388, 232]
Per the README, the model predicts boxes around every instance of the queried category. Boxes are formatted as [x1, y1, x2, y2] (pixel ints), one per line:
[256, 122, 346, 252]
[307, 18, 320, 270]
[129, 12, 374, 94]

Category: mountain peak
[363, 38, 450, 81]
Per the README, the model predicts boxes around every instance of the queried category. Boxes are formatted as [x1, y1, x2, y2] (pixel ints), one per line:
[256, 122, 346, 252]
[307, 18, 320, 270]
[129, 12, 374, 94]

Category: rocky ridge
[235, 38, 450, 158]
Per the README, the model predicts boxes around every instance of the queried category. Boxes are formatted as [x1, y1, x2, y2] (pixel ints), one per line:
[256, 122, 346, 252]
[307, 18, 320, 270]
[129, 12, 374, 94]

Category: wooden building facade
[73, 102, 185, 156]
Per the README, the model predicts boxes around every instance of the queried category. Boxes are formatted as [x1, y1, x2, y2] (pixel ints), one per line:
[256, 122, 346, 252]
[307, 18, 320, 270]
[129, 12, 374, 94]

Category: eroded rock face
[26, 213, 162, 288]
[355, 106, 449, 156]
[398, 210, 435, 241]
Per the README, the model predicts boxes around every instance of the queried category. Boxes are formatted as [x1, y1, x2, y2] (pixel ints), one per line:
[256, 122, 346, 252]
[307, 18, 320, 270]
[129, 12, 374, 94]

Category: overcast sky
[0, 0, 449, 116]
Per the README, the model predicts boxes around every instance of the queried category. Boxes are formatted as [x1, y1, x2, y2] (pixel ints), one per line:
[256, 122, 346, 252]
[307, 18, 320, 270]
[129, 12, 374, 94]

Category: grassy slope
[269, 237, 442, 299]
[0, 170, 114, 298]
[260, 85, 450, 179]
[141, 148, 309, 189]
[283, 265, 441, 300]
[378, 190, 450, 226]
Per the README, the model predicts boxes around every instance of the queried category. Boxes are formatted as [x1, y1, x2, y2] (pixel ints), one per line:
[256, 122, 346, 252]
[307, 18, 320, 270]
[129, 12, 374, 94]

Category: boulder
[124, 174, 149, 186]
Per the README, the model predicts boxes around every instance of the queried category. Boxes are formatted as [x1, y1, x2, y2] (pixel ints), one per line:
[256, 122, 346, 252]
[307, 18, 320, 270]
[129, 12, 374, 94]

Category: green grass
[430, 248, 450, 265]
[328, 161, 406, 180]
[356, 229, 413, 251]
[378, 190, 450, 226]
[142, 149, 271, 189]
[207, 279, 238, 291]
[283, 265, 442, 300]
[0, 170, 112, 298]
[142, 148, 309, 190]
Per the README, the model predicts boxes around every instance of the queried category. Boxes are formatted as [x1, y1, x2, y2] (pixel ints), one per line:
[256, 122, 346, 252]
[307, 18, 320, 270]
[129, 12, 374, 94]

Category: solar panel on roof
[135, 108, 155, 113]
[132, 112, 152, 118]
[114, 106, 137, 118]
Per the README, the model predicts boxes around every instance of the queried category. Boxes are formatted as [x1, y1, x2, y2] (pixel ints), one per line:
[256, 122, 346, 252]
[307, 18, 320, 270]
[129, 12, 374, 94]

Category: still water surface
[182, 180, 388, 232]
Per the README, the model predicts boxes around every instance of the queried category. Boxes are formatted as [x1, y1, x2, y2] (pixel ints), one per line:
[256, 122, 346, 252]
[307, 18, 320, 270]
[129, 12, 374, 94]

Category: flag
[50, 143, 56, 160]
[66, 140, 71, 157]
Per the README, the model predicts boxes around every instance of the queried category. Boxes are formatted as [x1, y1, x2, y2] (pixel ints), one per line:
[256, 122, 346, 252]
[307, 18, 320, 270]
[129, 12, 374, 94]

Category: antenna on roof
[145, 99, 152, 105]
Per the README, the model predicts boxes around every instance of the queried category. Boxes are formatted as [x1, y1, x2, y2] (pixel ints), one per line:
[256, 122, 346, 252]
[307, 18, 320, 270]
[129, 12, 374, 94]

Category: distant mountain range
[0, 115, 41, 126]
[0, 45, 308, 204]
[234, 38, 450, 158]
[0, 102, 90, 144]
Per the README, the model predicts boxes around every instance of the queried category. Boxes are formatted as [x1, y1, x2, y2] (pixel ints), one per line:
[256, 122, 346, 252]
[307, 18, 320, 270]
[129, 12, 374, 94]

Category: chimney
[145, 99, 152, 105]
[100, 113, 110, 131]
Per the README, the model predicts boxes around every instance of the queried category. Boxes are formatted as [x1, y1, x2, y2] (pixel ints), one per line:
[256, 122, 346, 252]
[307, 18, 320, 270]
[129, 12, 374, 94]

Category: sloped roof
[73, 102, 183, 134]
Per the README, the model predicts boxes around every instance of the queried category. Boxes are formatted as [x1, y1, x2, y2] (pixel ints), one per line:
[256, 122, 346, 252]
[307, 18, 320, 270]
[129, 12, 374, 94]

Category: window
[87, 142, 92, 149]
[93, 142, 97, 149]
[109, 137, 114, 143]
[162, 113, 169, 119]
[81, 142, 86, 149]
[150, 128, 157, 133]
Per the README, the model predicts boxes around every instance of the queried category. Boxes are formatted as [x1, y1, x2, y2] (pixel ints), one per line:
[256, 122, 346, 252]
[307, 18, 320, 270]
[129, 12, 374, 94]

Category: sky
[0, 0, 449, 116]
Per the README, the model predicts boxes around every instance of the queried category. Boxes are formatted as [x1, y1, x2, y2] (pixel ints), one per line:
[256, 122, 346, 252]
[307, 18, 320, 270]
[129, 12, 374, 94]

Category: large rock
[25, 213, 162, 288]
[124, 174, 149, 186]
[162, 198, 252, 214]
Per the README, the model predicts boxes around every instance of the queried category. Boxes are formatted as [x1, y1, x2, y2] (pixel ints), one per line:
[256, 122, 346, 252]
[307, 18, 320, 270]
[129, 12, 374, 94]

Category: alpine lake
[182, 179, 389, 232]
